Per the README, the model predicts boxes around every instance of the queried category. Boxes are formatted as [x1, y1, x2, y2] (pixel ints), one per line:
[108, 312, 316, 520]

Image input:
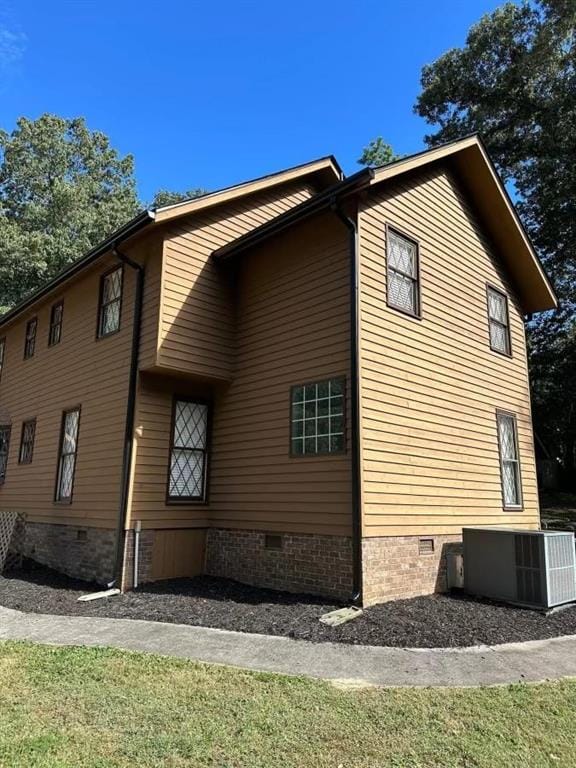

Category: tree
[358, 137, 398, 167]
[0, 114, 139, 309]
[151, 188, 207, 208]
[415, 0, 576, 484]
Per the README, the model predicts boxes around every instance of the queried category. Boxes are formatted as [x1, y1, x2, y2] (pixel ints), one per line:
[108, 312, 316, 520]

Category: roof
[214, 135, 557, 314]
[0, 155, 342, 329]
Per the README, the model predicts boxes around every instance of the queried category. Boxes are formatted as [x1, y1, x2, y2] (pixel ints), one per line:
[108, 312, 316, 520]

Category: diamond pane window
[168, 399, 209, 500]
[49, 301, 64, 346]
[97, 267, 123, 338]
[487, 287, 511, 355]
[18, 419, 36, 465]
[0, 338, 5, 382]
[291, 378, 345, 456]
[55, 408, 80, 502]
[24, 317, 37, 359]
[497, 411, 522, 508]
[387, 229, 420, 316]
[0, 425, 11, 484]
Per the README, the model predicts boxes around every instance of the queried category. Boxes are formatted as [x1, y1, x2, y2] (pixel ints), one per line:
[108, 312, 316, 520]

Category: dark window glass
[387, 229, 420, 317]
[55, 408, 80, 502]
[487, 287, 511, 355]
[291, 378, 345, 456]
[49, 301, 64, 346]
[97, 267, 123, 338]
[18, 419, 36, 464]
[168, 399, 209, 500]
[24, 318, 37, 359]
[0, 425, 11, 483]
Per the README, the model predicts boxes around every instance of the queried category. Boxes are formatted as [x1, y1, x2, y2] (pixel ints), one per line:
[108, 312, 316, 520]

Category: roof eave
[213, 168, 374, 262]
[0, 209, 155, 329]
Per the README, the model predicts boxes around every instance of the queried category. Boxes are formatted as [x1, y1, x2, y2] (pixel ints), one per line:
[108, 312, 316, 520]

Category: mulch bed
[2, 562, 576, 649]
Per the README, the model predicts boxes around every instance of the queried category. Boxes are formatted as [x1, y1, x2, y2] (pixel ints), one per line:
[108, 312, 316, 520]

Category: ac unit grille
[515, 534, 540, 569]
[546, 536, 576, 606]
[515, 534, 542, 605]
[516, 567, 543, 604]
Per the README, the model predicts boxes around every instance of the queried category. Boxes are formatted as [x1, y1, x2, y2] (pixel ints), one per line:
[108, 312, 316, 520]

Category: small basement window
[264, 534, 283, 550]
[290, 378, 345, 456]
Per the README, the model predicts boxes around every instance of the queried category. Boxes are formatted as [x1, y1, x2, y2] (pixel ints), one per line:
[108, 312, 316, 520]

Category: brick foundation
[17, 522, 116, 585]
[362, 534, 463, 605]
[205, 528, 353, 600]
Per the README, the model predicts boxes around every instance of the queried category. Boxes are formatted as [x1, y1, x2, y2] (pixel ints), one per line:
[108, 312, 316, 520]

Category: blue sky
[0, 0, 504, 203]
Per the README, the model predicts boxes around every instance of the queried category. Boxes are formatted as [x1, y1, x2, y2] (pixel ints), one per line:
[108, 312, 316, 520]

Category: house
[0, 136, 557, 605]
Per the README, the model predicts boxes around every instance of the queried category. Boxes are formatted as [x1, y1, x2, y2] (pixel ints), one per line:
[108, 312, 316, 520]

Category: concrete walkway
[1, 605, 576, 687]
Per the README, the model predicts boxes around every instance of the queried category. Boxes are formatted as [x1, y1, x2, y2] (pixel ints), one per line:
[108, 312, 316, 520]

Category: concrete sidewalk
[1, 605, 575, 687]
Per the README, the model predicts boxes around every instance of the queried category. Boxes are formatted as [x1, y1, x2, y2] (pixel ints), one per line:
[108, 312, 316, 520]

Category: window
[49, 301, 64, 346]
[55, 408, 80, 502]
[291, 378, 345, 456]
[0, 425, 11, 484]
[487, 286, 511, 355]
[97, 267, 123, 338]
[0, 338, 5, 382]
[18, 419, 36, 465]
[24, 317, 37, 359]
[386, 227, 420, 317]
[168, 398, 209, 501]
[497, 411, 522, 509]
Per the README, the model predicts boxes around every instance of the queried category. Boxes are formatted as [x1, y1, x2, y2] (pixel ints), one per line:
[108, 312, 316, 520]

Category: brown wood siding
[358, 164, 540, 537]
[208, 213, 352, 536]
[0, 236, 160, 529]
[130, 213, 353, 536]
[128, 372, 212, 529]
[157, 181, 315, 379]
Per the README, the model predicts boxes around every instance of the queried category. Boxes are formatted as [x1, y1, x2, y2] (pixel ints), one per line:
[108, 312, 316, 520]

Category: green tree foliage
[151, 188, 207, 208]
[0, 114, 140, 309]
[358, 137, 398, 167]
[416, 0, 576, 482]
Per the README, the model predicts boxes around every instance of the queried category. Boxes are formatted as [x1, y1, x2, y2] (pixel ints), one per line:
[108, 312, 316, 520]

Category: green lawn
[1, 642, 575, 767]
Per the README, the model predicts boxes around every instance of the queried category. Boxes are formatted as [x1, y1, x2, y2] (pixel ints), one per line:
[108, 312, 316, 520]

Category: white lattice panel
[0, 511, 22, 572]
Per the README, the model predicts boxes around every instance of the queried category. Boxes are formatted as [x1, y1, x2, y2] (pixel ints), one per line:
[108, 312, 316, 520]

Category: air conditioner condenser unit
[463, 527, 576, 610]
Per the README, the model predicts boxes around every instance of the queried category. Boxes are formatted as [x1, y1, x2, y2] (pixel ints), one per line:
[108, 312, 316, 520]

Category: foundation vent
[418, 538, 434, 555]
[264, 534, 283, 550]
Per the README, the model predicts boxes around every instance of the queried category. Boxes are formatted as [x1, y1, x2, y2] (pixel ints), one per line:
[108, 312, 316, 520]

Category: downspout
[109, 245, 145, 589]
[331, 201, 363, 605]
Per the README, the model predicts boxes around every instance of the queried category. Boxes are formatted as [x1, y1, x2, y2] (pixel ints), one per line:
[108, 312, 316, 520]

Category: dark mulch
[3, 562, 576, 648]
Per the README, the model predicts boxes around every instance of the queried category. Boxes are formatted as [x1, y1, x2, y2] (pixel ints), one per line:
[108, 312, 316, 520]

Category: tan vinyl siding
[358, 163, 539, 537]
[208, 213, 352, 536]
[157, 181, 315, 379]
[130, 213, 352, 535]
[0, 236, 160, 529]
[128, 373, 212, 529]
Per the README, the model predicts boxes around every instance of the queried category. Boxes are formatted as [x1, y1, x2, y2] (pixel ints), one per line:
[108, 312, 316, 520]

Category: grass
[1, 642, 575, 767]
